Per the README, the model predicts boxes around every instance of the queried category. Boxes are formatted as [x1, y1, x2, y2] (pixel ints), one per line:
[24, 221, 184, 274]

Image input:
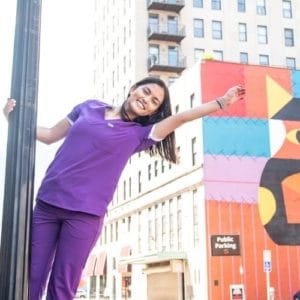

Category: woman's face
[126, 83, 165, 118]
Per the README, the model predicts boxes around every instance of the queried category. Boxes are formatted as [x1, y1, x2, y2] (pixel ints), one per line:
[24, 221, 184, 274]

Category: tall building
[93, 0, 299, 103]
[85, 1, 300, 299]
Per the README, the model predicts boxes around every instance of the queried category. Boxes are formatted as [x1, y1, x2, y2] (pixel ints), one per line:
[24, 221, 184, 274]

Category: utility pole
[0, 0, 42, 299]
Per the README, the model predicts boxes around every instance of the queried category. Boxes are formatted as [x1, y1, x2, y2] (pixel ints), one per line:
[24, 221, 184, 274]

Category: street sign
[264, 261, 272, 272]
[263, 250, 272, 300]
[263, 250, 272, 273]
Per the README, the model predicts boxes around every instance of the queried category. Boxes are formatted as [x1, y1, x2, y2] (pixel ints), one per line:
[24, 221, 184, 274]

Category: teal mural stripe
[203, 117, 270, 157]
[292, 70, 300, 98]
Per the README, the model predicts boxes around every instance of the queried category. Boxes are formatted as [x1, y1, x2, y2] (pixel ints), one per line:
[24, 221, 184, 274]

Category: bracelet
[215, 98, 224, 110]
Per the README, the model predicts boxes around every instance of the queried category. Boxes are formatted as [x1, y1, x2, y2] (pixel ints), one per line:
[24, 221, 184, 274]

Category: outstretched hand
[220, 85, 245, 109]
[3, 98, 16, 120]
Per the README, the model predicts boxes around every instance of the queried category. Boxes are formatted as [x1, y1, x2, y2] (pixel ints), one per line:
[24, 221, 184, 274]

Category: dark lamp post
[0, 0, 42, 299]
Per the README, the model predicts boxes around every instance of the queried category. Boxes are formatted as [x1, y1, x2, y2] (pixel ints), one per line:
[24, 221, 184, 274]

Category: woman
[4, 77, 245, 300]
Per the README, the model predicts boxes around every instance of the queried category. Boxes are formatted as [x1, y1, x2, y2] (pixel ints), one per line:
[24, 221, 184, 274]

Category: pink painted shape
[204, 155, 269, 203]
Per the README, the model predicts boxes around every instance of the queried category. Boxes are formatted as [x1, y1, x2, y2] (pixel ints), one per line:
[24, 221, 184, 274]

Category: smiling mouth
[136, 99, 145, 110]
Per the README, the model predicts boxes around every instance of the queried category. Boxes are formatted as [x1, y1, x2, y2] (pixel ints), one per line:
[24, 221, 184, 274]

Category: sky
[0, 0, 95, 229]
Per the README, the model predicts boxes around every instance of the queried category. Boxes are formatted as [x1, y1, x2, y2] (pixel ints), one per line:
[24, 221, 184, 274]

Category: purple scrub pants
[30, 201, 104, 300]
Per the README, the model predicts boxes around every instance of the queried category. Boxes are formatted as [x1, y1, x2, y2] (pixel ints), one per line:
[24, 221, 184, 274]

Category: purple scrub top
[36, 100, 157, 216]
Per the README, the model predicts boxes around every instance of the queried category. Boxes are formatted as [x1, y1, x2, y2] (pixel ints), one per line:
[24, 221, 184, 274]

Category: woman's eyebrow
[144, 86, 151, 94]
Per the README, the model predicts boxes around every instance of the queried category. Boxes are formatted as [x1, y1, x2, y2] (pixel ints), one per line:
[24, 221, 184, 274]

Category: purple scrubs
[30, 100, 157, 300]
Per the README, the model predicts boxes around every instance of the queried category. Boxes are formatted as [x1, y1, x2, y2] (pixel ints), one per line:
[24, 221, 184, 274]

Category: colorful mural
[201, 60, 300, 299]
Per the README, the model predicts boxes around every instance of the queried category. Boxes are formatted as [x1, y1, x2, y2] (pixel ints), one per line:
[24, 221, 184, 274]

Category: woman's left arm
[152, 85, 245, 140]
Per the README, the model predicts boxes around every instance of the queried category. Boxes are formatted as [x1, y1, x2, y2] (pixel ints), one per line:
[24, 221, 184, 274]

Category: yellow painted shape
[287, 129, 300, 144]
[258, 187, 276, 225]
[202, 52, 215, 60]
[266, 75, 292, 118]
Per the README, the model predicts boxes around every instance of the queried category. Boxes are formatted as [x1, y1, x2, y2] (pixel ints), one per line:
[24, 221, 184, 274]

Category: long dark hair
[121, 77, 177, 164]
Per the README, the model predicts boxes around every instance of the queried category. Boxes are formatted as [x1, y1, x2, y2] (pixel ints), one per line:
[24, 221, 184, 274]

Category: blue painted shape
[292, 70, 300, 98]
[203, 117, 270, 157]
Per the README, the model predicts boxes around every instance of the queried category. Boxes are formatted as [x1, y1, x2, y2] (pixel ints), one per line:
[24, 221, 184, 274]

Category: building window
[123, 26, 127, 44]
[284, 28, 294, 46]
[115, 221, 119, 241]
[110, 223, 113, 242]
[175, 104, 179, 113]
[257, 25, 268, 44]
[154, 160, 158, 177]
[148, 164, 152, 180]
[123, 56, 126, 73]
[193, 189, 199, 247]
[282, 0, 292, 18]
[256, 0, 266, 15]
[148, 208, 153, 251]
[169, 199, 174, 249]
[191, 137, 197, 166]
[259, 54, 269, 66]
[128, 216, 131, 232]
[155, 205, 159, 250]
[168, 16, 178, 35]
[161, 160, 165, 173]
[177, 196, 182, 250]
[168, 77, 176, 86]
[190, 93, 195, 108]
[193, 0, 203, 7]
[162, 202, 167, 251]
[129, 49, 131, 67]
[112, 257, 116, 270]
[129, 177, 132, 198]
[237, 0, 246, 12]
[212, 0, 221, 10]
[168, 46, 179, 66]
[104, 226, 107, 244]
[123, 86, 126, 100]
[149, 44, 159, 66]
[138, 171, 142, 193]
[238, 23, 247, 41]
[177, 146, 181, 163]
[240, 52, 248, 64]
[123, 180, 126, 200]
[213, 50, 223, 61]
[194, 48, 204, 62]
[149, 14, 159, 32]
[212, 21, 222, 39]
[194, 19, 204, 38]
[138, 212, 142, 253]
[286, 57, 296, 69]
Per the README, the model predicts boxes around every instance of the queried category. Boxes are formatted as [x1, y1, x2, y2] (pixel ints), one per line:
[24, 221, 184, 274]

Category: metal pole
[266, 271, 270, 300]
[0, 0, 42, 299]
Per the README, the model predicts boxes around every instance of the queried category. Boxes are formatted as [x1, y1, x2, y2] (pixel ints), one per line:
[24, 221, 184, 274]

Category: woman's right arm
[4, 98, 71, 145]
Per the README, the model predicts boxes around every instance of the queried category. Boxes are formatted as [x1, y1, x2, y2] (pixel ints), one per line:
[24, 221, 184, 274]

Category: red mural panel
[201, 60, 246, 117]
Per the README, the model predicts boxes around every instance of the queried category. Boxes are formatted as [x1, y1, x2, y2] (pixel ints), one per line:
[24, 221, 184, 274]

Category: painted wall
[201, 60, 300, 299]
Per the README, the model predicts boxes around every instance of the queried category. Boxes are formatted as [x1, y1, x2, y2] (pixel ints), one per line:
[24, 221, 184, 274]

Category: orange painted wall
[206, 201, 300, 300]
